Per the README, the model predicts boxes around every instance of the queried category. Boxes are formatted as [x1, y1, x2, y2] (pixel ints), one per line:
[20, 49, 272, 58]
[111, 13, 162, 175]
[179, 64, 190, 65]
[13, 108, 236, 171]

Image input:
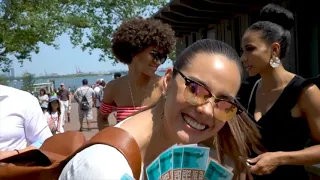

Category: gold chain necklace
[127, 78, 152, 108]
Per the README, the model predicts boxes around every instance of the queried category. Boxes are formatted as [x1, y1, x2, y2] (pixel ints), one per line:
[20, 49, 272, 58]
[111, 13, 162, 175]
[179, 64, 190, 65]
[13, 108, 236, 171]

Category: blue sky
[13, 33, 173, 76]
[12, 3, 171, 77]
[13, 33, 128, 76]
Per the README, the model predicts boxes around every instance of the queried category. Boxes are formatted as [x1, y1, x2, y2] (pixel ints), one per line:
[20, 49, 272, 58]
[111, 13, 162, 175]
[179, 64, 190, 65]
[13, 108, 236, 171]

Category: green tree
[0, 0, 171, 70]
[21, 72, 35, 92]
[0, 0, 91, 71]
[70, 0, 169, 62]
[0, 75, 8, 86]
[168, 51, 176, 61]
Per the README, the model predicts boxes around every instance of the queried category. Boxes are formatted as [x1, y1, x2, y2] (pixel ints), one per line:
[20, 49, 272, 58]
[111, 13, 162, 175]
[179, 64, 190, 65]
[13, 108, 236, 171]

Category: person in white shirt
[44, 96, 64, 134]
[93, 79, 102, 109]
[94, 79, 106, 110]
[38, 88, 49, 113]
[0, 85, 52, 159]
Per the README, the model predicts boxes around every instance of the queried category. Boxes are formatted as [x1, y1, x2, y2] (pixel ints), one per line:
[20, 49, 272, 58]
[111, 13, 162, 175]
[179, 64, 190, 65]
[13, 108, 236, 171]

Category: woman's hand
[247, 152, 284, 175]
[0, 150, 18, 160]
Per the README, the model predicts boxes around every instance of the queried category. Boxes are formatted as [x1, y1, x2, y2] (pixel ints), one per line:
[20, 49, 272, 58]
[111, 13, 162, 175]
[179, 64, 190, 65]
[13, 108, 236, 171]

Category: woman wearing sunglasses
[60, 39, 261, 180]
[97, 17, 176, 130]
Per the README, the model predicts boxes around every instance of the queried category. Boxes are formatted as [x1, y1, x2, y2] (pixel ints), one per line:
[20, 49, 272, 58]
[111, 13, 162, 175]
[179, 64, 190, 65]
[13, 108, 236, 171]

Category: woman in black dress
[241, 4, 320, 179]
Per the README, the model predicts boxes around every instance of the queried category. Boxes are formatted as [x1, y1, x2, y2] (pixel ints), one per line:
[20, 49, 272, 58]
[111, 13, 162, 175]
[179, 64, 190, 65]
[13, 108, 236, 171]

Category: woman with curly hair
[98, 17, 176, 130]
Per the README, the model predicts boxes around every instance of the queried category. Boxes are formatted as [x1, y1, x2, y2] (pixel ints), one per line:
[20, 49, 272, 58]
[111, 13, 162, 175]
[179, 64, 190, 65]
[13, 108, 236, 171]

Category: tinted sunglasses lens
[214, 101, 238, 121]
[152, 52, 167, 64]
[184, 82, 210, 105]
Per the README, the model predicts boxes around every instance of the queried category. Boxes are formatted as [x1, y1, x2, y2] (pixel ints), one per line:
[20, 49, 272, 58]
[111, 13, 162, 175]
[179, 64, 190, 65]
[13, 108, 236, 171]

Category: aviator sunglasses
[174, 68, 242, 122]
[150, 50, 167, 64]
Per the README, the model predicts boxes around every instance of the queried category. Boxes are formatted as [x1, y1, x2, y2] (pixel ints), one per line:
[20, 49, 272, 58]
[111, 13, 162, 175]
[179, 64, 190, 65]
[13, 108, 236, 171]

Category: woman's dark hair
[173, 39, 243, 77]
[248, 4, 294, 59]
[48, 100, 61, 118]
[100, 81, 106, 87]
[40, 88, 46, 95]
[114, 72, 122, 79]
[111, 17, 176, 64]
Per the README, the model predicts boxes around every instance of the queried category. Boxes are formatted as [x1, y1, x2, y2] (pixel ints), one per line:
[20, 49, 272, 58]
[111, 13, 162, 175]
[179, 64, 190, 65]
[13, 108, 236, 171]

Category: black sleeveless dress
[247, 76, 313, 180]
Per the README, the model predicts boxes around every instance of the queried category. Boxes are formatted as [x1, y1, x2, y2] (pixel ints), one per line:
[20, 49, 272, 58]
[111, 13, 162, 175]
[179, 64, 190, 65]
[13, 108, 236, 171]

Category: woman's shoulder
[101, 77, 126, 105]
[59, 144, 133, 180]
[106, 76, 127, 90]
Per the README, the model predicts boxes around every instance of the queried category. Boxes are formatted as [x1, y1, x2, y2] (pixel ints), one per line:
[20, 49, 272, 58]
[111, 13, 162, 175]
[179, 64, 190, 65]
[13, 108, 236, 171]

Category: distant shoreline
[4, 71, 128, 81]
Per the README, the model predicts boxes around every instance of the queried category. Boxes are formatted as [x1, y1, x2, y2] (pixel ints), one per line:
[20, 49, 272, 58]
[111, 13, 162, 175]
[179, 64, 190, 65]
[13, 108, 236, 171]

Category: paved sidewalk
[63, 102, 99, 140]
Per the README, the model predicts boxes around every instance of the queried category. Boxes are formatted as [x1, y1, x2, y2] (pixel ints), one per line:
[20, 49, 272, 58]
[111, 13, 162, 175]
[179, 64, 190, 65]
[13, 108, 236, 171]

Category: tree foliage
[69, 0, 169, 62]
[0, 0, 91, 71]
[21, 72, 35, 92]
[0, 75, 8, 86]
[0, 0, 172, 71]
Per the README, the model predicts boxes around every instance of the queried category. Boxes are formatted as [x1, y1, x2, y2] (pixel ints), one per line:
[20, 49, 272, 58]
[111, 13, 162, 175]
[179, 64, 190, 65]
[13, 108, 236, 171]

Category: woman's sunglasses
[150, 50, 167, 64]
[174, 68, 242, 122]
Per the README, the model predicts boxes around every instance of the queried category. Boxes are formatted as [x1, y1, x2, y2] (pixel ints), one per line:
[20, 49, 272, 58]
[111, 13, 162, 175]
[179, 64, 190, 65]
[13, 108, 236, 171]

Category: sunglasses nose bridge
[206, 98, 215, 107]
[206, 96, 219, 107]
[196, 100, 215, 117]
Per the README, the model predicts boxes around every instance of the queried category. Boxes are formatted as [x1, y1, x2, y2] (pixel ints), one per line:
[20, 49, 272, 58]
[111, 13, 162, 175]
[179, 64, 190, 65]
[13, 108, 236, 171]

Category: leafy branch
[0, 0, 170, 71]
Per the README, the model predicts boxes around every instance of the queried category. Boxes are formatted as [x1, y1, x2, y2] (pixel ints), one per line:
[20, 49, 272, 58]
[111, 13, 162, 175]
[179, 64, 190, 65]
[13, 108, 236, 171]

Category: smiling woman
[97, 17, 176, 129]
[59, 39, 261, 180]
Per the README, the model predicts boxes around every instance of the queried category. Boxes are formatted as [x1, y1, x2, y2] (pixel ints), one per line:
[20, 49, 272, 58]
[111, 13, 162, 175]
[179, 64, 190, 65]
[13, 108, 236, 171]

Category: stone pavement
[63, 102, 99, 140]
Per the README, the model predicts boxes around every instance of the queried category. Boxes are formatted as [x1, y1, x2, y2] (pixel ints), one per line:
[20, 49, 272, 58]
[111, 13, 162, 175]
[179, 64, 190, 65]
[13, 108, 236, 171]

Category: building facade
[153, 0, 320, 79]
[5, 68, 14, 77]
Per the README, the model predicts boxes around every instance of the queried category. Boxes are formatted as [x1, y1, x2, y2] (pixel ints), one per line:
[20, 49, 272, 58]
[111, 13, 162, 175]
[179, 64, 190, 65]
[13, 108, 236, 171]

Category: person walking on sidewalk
[94, 79, 106, 111]
[74, 79, 95, 131]
[58, 83, 71, 123]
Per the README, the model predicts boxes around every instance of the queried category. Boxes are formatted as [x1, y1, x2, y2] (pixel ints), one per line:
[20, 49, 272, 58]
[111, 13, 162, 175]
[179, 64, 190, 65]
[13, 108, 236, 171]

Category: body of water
[8, 71, 165, 91]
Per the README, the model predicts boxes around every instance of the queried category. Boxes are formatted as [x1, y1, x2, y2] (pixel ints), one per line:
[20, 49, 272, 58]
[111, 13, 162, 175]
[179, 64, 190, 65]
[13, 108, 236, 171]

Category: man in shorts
[74, 79, 95, 131]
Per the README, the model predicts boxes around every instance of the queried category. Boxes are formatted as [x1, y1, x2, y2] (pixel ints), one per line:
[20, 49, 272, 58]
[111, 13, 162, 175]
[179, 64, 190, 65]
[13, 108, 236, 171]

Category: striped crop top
[100, 102, 146, 122]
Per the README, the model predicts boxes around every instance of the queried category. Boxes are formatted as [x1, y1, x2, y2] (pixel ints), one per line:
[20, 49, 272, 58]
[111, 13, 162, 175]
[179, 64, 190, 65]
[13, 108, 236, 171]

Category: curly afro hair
[111, 17, 176, 64]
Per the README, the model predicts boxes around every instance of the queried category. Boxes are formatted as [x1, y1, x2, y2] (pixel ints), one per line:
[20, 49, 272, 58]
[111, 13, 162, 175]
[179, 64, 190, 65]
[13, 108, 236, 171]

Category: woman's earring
[160, 91, 167, 119]
[162, 91, 167, 98]
[269, 56, 281, 68]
